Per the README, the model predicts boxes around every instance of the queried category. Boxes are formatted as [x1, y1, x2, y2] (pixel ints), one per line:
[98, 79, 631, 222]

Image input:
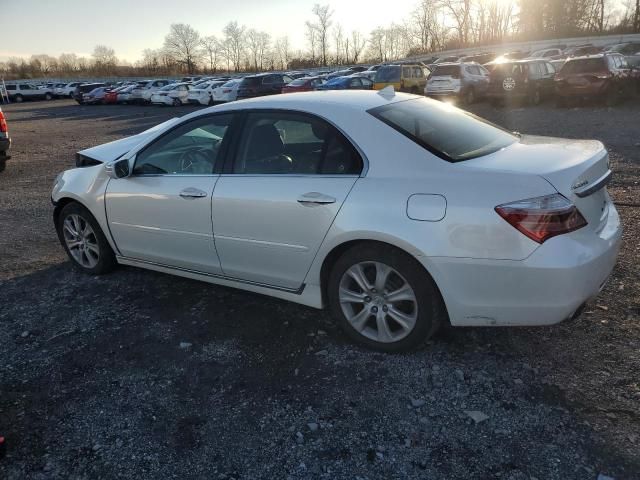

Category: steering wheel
[178, 149, 212, 174]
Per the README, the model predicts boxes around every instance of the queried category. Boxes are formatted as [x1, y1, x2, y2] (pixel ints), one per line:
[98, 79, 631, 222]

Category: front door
[105, 113, 235, 273]
[212, 110, 364, 289]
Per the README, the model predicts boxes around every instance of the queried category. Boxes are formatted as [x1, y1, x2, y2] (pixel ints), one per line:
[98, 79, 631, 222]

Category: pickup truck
[4, 83, 54, 102]
[0, 106, 11, 172]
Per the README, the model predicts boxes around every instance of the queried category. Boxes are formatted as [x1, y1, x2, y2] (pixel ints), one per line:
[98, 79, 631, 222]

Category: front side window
[369, 98, 517, 162]
[262, 76, 274, 85]
[133, 114, 234, 175]
[233, 112, 363, 175]
[375, 66, 401, 83]
[403, 67, 412, 78]
[19, 84, 31, 90]
[413, 67, 424, 78]
[350, 78, 361, 88]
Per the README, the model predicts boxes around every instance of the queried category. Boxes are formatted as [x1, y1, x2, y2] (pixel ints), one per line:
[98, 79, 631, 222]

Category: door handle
[179, 187, 207, 199]
[297, 192, 336, 205]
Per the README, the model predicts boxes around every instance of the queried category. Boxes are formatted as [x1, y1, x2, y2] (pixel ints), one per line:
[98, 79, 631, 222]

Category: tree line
[1, 0, 639, 80]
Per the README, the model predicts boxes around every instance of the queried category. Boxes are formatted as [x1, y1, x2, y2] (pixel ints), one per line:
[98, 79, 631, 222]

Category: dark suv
[486, 59, 556, 105]
[236, 74, 293, 99]
[554, 53, 633, 106]
[73, 83, 106, 105]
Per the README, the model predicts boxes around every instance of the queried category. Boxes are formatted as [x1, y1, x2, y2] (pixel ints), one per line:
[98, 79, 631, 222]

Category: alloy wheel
[339, 261, 418, 343]
[62, 214, 100, 268]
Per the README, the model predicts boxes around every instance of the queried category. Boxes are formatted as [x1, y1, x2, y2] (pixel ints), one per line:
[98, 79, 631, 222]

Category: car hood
[77, 117, 181, 163]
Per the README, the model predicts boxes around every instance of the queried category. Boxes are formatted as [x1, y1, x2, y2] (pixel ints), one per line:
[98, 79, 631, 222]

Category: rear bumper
[486, 90, 528, 99]
[425, 202, 622, 327]
[0, 136, 10, 155]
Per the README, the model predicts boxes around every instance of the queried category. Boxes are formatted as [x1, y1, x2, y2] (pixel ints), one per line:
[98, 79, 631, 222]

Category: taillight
[0, 111, 7, 133]
[495, 194, 587, 244]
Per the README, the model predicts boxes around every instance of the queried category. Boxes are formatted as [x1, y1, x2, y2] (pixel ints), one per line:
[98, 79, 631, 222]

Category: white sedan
[187, 80, 227, 106]
[211, 79, 242, 103]
[150, 83, 192, 106]
[52, 90, 621, 352]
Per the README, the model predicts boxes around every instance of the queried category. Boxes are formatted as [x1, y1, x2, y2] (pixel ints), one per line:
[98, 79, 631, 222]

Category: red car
[281, 76, 325, 93]
[103, 86, 126, 104]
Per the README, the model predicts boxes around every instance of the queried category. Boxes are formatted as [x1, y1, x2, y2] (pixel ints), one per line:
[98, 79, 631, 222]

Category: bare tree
[92, 45, 117, 74]
[29, 54, 57, 76]
[350, 31, 367, 63]
[305, 21, 318, 63]
[312, 4, 333, 65]
[223, 21, 245, 72]
[201, 35, 221, 73]
[163, 23, 201, 73]
[246, 29, 271, 71]
[57, 53, 79, 74]
[275, 36, 291, 70]
[333, 24, 344, 64]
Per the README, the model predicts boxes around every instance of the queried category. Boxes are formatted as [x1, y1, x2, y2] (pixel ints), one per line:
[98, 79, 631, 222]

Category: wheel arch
[317, 238, 450, 324]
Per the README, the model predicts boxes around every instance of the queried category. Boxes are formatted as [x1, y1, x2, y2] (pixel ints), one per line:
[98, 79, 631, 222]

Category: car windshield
[375, 66, 401, 83]
[492, 63, 526, 76]
[368, 98, 517, 162]
[432, 65, 460, 77]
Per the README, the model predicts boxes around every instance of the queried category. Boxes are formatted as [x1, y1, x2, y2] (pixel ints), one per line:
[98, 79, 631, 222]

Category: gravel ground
[0, 98, 638, 480]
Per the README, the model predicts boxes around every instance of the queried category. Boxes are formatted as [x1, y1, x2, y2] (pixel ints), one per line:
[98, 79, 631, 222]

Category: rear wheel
[14, 94, 23, 103]
[45, 93, 53, 101]
[328, 243, 445, 352]
[464, 87, 475, 105]
[172, 97, 181, 107]
[56, 202, 117, 275]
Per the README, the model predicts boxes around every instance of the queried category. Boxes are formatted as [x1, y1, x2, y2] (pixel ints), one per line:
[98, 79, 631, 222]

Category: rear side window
[368, 98, 517, 162]
[6, 85, 16, 90]
[233, 111, 363, 175]
[562, 58, 606, 73]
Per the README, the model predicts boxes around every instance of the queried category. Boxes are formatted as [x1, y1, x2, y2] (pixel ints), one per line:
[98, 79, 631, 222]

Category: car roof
[183, 90, 413, 120]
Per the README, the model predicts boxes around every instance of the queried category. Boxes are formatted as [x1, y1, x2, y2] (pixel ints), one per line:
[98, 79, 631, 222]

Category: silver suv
[425, 62, 490, 104]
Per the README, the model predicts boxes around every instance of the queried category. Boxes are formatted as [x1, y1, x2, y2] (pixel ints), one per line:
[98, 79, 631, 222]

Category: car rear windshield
[368, 98, 517, 162]
[432, 65, 460, 78]
[375, 66, 401, 83]
[560, 58, 606, 73]
[491, 63, 527, 76]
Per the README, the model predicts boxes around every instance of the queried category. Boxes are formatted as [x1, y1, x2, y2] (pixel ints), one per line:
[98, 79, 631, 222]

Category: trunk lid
[465, 135, 611, 231]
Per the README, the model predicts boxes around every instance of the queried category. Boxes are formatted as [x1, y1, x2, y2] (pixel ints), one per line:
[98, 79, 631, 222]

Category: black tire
[0, 157, 6, 173]
[14, 94, 23, 103]
[56, 202, 117, 275]
[464, 87, 475, 105]
[528, 88, 541, 106]
[45, 93, 53, 101]
[327, 243, 446, 353]
[172, 98, 181, 107]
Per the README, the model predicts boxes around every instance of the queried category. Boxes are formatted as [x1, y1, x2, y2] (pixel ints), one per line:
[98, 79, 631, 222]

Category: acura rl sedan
[52, 89, 622, 352]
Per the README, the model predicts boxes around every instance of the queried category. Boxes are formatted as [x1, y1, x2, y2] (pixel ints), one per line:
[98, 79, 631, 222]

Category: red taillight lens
[0, 111, 7, 133]
[495, 194, 587, 244]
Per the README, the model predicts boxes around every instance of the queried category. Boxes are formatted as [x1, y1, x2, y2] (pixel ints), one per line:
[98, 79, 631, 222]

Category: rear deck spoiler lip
[573, 169, 612, 198]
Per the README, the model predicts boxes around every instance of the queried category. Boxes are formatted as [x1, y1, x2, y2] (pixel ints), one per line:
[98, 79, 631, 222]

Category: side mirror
[105, 158, 131, 179]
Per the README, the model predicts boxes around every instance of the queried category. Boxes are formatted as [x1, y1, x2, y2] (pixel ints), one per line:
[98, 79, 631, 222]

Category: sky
[0, 0, 418, 63]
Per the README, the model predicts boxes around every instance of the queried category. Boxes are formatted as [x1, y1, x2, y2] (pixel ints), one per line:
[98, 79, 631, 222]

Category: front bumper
[425, 202, 622, 327]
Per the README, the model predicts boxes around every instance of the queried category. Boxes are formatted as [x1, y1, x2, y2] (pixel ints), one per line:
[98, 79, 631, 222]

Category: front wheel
[14, 94, 23, 103]
[328, 243, 445, 352]
[45, 93, 53, 100]
[56, 202, 117, 275]
[172, 98, 181, 107]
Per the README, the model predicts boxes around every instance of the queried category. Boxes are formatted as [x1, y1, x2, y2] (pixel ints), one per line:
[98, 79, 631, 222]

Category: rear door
[211, 110, 364, 289]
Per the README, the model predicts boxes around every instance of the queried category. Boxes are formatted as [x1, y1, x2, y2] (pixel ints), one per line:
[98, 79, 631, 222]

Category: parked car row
[423, 53, 639, 107]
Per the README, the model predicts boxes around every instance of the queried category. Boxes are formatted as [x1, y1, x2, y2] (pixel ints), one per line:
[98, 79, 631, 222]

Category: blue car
[315, 76, 373, 91]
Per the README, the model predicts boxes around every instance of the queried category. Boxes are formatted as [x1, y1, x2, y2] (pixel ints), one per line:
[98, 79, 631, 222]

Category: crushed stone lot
[0, 98, 639, 480]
